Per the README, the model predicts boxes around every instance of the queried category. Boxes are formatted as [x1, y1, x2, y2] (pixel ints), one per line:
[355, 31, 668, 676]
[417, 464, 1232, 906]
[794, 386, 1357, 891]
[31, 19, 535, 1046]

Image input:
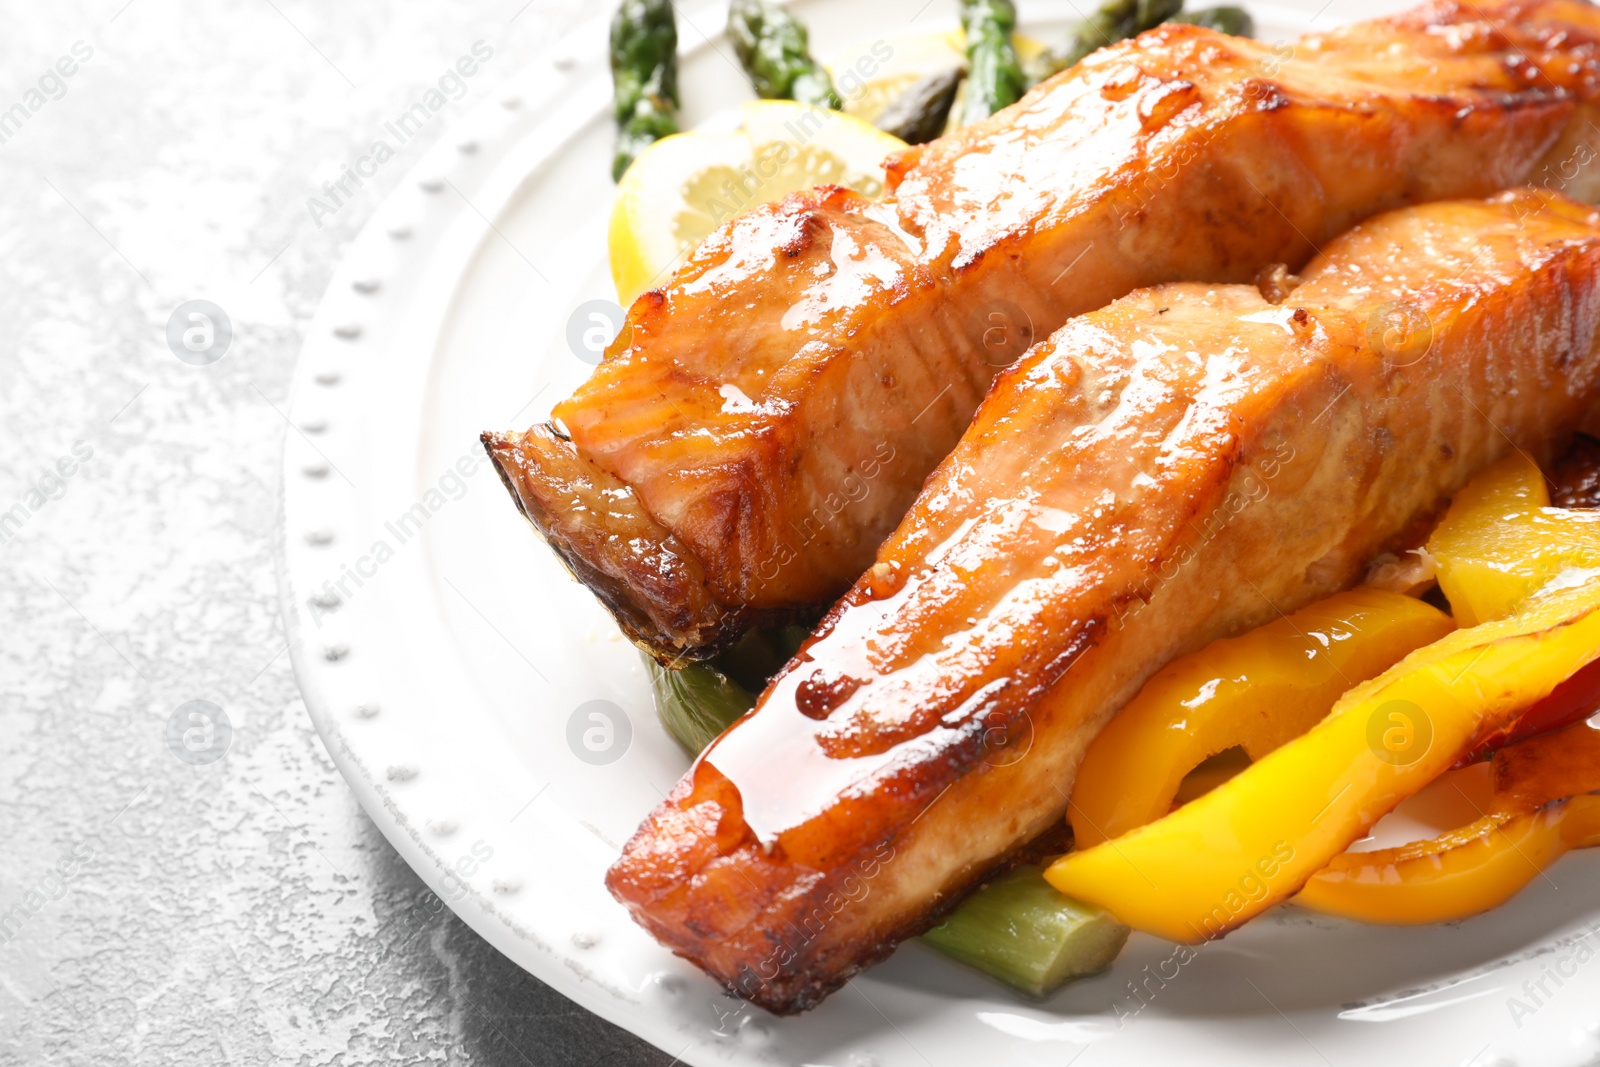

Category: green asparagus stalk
[1136, 0, 1186, 30]
[958, 0, 1026, 125]
[920, 865, 1131, 996]
[876, 67, 966, 144]
[727, 0, 842, 110]
[610, 0, 681, 180]
[711, 624, 810, 691]
[1170, 5, 1255, 35]
[1024, 0, 1182, 86]
[645, 625, 807, 756]
[648, 659, 756, 755]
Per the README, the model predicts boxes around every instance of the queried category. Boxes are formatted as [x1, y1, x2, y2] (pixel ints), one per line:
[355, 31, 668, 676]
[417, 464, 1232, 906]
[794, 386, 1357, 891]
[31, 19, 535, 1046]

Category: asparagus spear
[648, 659, 755, 755]
[921, 865, 1130, 996]
[610, 0, 680, 181]
[1136, 0, 1187, 30]
[1171, 5, 1255, 35]
[727, 0, 842, 110]
[1024, 0, 1182, 86]
[876, 67, 966, 145]
[646, 628, 1132, 997]
[646, 626, 806, 756]
[958, 0, 1026, 124]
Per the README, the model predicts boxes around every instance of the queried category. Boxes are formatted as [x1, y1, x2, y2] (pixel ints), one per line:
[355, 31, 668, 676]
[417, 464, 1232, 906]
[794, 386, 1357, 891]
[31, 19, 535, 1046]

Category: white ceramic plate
[278, 2, 1600, 1063]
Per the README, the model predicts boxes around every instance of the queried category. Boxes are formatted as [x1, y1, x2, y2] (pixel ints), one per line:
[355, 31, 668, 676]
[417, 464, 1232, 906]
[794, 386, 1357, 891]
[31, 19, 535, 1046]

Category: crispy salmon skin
[605, 190, 1600, 1013]
[487, 0, 1600, 660]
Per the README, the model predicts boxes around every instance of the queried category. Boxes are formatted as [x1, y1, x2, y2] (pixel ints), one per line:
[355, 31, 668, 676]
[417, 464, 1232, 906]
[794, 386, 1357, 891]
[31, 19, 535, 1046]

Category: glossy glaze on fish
[606, 190, 1600, 1012]
[487, 0, 1600, 661]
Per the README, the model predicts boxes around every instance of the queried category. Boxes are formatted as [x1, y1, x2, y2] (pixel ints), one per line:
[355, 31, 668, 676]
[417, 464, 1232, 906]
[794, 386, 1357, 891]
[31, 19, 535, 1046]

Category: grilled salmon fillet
[605, 190, 1600, 1013]
[487, 0, 1600, 661]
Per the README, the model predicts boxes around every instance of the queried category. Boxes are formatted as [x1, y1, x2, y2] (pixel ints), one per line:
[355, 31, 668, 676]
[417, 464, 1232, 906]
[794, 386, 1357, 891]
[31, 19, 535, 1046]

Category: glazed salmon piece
[487, 0, 1600, 660]
[606, 190, 1600, 1012]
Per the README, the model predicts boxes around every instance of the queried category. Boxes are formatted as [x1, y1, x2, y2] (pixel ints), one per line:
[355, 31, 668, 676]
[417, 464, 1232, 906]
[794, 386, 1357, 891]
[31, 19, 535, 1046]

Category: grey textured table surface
[0, 2, 672, 1063]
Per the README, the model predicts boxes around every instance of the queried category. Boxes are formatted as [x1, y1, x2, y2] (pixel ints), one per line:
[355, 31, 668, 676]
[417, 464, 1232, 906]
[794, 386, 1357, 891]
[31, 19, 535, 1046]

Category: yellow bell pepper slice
[1429, 452, 1600, 626]
[1297, 719, 1600, 923]
[1492, 708, 1600, 802]
[1295, 799, 1600, 924]
[1044, 580, 1600, 944]
[1070, 589, 1454, 847]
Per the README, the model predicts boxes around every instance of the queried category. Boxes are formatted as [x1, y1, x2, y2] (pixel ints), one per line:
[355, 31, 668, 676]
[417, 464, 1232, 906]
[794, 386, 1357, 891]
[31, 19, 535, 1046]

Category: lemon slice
[608, 100, 907, 307]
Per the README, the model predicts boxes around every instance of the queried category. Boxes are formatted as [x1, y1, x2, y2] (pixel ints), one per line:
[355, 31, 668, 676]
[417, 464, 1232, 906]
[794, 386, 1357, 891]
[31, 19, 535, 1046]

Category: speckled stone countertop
[0, 2, 671, 1063]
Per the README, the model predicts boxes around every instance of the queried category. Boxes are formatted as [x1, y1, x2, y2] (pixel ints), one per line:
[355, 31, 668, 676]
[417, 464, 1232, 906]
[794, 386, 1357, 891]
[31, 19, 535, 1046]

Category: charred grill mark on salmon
[487, 0, 1600, 661]
[606, 190, 1600, 1013]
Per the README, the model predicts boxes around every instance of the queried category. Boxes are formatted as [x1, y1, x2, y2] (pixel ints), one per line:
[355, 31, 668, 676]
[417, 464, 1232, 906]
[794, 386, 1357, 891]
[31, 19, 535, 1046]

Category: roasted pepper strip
[1044, 580, 1600, 944]
[1295, 800, 1598, 923]
[1462, 656, 1600, 763]
[1071, 588, 1453, 847]
[1437, 449, 1600, 757]
[1297, 719, 1600, 923]
[1429, 452, 1600, 627]
[1493, 714, 1600, 805]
